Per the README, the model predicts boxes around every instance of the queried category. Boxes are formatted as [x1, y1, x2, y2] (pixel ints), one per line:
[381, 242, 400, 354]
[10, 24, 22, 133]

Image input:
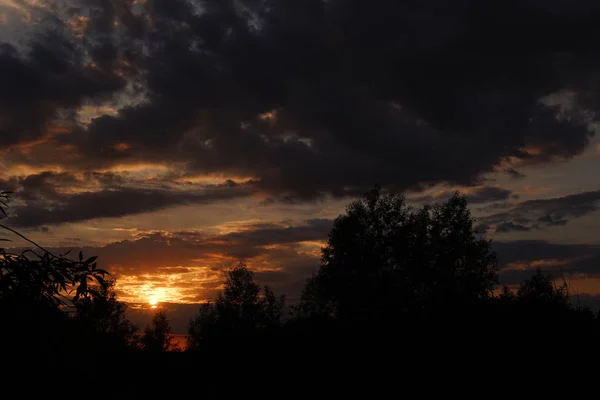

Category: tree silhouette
[75, 278, 139, 350]
[296, 185, 498, 324]
[142, 310, 175, 352]
[187, 260, 285, 351]
[515, 268, 569, 305]
[0, 192, 118, 355]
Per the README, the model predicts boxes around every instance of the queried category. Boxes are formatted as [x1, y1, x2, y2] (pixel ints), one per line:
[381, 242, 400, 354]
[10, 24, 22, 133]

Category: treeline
[1, 187, 600, 383]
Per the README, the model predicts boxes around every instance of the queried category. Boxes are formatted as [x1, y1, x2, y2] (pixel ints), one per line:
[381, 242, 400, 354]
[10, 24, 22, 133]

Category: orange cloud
[99, 162, 175, 180]
[115, 267, 223, 304]
[112, 143, 132, 152]
[68, 15, 89, 38]
[173, 173, 258, 185]
[1, 125, 74, 158]
[563, 276, 600, 296]
[502, 256, 592, 273]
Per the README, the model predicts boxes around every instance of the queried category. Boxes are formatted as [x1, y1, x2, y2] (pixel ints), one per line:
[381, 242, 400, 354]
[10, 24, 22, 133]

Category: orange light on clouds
[115, 269, 223, 304]
[149, 298, 159, 309]
[68, 15, 89, 38]
[172, 173, 257, 186]
[214, 219, 283, 235]
[101, 162, 172, 176]
[112, 142, 132, 152]
[4, 126, 72, 154]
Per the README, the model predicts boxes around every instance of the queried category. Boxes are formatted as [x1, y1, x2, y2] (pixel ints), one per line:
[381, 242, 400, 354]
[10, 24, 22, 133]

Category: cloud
[494, 240, 600, 286]
[480, 190, 600, 232]
[495, 222, 531, 233]
[0, 18, 127, 150]
[2, 171, 255, 227]
[7, 218, 330, 302]
[412, 186, 513, 205]
[505, 168, 526, 180]
[1, 0, 599, 201]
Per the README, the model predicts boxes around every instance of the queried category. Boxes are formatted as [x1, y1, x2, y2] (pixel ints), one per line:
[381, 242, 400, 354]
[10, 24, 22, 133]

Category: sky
[3, 0, 600, 331]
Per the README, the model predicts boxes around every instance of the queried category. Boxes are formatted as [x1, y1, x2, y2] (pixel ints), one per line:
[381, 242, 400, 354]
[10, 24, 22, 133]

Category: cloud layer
[479, 190, 600, 232]
[2, 0, 600, 209]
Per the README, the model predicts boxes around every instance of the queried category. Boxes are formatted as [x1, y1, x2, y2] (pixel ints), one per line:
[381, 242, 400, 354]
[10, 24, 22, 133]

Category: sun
[149, 298, 158, 308]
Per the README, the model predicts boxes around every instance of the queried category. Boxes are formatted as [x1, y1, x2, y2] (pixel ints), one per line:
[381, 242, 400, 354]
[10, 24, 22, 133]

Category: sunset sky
[3, 0, 600, 331]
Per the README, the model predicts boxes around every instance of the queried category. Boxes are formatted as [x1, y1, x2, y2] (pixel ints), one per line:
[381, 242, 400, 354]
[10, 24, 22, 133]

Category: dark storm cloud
[0, 5, 127, 150]
[2, 172, 254, 227]
[4, 0, 600, 200]
[481, 190, 600, 232]
[494, 240, 600, 286]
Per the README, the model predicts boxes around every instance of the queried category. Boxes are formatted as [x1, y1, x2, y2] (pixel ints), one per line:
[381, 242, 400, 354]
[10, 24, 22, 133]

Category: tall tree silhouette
[296, 185, 498, 323]
[188, 260, 285, 351]
[142, 310, 175, 352]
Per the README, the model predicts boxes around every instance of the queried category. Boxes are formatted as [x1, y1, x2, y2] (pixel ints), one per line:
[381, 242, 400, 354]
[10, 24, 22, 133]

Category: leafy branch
[0, 191, 109, 308]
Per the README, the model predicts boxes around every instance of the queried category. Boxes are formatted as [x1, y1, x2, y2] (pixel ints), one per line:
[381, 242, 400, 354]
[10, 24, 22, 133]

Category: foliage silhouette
[296, 185, 498, 326]
[0, 191, 10, 219]
[187, 260, 285, 351]
[142, 310, 176, 352]
[3, 184, 600, 387]
[496, 269, 596, 330]
[0, 193, 109, 310]
[0, 192, 136, 357]
[75, 278, 140, 351]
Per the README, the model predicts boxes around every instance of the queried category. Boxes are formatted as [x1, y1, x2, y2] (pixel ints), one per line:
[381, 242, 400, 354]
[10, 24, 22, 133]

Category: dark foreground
[2, 318, 597, 399]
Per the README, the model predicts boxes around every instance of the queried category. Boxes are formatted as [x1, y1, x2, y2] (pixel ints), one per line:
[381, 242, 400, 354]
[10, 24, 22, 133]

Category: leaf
[84, 256, 98, 264]
[95, 269, 110, 275]
[95, 275, 106, 287]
